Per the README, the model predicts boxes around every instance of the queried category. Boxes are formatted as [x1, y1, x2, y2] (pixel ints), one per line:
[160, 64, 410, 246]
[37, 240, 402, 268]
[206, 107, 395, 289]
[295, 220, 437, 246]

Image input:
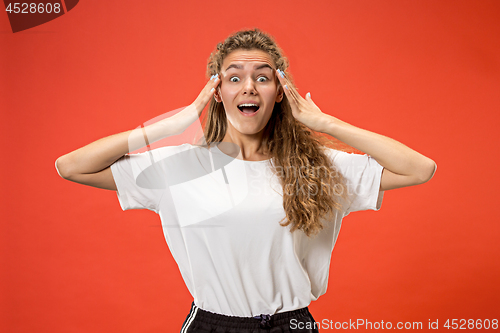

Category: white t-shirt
[110, 143, 384, 317]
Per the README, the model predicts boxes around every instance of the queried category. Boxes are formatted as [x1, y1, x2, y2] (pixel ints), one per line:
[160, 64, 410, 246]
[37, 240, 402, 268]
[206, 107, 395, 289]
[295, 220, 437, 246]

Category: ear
[276, 86, 284, 103]
[214, 87, 222, 103]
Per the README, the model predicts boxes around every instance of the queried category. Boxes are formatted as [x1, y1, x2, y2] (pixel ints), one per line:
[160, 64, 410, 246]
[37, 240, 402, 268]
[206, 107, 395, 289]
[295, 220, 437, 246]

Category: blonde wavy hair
[199, 29, 349, 237]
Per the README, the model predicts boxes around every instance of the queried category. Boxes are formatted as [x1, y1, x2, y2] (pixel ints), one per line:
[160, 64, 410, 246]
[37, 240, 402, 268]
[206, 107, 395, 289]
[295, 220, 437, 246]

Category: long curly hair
[199, 29, 348, 237]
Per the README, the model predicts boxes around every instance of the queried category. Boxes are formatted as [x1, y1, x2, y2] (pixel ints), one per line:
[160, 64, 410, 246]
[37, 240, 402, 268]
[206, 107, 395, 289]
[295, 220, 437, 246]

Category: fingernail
[210, 88, 215, 92]
[214, 73, 219, 79]
[284, 85, 288, 90]
[306, 92, 311, 98]
[210, 75, 215, 80]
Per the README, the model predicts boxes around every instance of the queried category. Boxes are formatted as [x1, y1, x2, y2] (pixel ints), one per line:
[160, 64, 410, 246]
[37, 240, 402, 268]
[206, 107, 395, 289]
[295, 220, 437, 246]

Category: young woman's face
[215, 49, 283, 136]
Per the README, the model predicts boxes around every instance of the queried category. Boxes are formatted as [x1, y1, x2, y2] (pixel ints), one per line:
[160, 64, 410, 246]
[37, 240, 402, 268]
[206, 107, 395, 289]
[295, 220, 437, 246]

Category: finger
[306, 92, 314, 104]
[289, 84, 303, 103]
[276, 69, 296, 103]
[305, 92, 318, 108]
[277, 70, 306, 104]
[286, 79, 305, 103]
[208, 73, 220, 93]
[276, 69, 287, 92]
[202, 74, 220, 101]
[194, 74, 220, 110]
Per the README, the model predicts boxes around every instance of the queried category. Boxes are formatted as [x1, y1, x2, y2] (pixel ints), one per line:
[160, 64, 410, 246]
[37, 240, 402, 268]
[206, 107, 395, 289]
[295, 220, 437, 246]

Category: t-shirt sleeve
[110, 151, 165, 213]
[329, 149, 385, 215]
[111, 143, 196, 213]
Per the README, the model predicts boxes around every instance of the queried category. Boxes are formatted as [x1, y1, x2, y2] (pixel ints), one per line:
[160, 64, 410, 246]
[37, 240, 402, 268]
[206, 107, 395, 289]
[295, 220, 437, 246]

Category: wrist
[161, 105, 199, 137]
[317, 114, 337, 134]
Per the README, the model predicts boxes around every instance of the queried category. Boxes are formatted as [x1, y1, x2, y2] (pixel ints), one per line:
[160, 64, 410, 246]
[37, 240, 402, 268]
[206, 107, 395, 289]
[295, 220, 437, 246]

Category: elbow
[416, 158, 437, 184]
[55, 156, 73, 180]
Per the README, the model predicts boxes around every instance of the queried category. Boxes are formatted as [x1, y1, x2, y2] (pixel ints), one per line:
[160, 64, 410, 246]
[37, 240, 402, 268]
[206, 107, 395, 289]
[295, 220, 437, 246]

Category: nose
[242, 77, 257, 95]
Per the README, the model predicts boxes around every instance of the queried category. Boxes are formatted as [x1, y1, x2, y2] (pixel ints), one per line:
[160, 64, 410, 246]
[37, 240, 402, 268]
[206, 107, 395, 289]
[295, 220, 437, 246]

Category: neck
[220, 123, 269, 161]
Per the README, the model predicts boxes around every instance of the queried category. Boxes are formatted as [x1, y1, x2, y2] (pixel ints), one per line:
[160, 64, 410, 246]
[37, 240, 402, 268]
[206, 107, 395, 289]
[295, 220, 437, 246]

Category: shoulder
[321, 147, 350, 163]
[151, 143, 196, 156]
[114, 143, 199, 174]
[126, 143, 198, 161]
[320, 147, 379, 176]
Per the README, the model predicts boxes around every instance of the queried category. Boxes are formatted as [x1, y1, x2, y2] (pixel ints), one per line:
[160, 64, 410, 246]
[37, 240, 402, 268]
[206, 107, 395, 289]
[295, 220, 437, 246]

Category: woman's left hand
[276, 69, 331, 133]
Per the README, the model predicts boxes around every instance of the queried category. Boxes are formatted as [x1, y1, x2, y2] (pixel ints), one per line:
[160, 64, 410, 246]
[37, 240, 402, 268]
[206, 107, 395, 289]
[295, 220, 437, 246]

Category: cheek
[261, 86, 278, 102]
[219, 85, 237, 102]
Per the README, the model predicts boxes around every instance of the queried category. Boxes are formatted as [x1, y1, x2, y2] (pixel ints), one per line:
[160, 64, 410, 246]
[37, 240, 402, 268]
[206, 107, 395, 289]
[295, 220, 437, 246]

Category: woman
[56, 29, 436, 332]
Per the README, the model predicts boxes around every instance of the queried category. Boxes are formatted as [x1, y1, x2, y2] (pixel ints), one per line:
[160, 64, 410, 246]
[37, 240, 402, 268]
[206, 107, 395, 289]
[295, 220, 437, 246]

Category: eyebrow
[225, 63, 274, 71]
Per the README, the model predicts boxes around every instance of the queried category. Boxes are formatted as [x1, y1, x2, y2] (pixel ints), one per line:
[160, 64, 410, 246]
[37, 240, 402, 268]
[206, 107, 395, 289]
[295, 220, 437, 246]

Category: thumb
[306, 92, 319, 108]
[306, 92, 314, 103]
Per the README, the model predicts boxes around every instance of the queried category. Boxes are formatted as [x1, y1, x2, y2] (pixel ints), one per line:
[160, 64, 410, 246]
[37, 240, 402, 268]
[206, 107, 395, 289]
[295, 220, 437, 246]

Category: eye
[257, 76, 268, 82]
[229, 76, 240, 82]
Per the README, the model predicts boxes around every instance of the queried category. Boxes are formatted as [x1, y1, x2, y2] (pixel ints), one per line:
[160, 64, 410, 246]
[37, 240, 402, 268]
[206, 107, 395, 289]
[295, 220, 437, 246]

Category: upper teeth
[239, 103, 258, 107]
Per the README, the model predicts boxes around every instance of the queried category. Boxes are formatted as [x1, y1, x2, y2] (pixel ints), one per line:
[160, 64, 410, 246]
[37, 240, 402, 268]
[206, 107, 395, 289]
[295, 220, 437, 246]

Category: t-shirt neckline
[212, 143, 271, 164]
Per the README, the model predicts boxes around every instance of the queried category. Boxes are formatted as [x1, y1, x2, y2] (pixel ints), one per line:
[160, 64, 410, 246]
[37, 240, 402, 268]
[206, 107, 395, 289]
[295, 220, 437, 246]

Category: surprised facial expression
[214, 49, 283, 136]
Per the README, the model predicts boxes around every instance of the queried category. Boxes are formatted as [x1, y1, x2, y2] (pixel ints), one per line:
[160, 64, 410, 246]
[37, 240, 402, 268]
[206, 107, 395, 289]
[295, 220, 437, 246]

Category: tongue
[241, 107, 257, 114]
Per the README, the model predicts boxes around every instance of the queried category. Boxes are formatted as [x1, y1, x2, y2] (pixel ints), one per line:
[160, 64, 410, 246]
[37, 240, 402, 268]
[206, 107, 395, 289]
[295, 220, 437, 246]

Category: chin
[238, 128, 263, 135]
[232, 124, 265, 136]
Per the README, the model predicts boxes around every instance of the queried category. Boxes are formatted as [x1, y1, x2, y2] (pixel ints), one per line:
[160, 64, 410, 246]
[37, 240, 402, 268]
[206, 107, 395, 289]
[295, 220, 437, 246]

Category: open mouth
[237, 103, 260, 115]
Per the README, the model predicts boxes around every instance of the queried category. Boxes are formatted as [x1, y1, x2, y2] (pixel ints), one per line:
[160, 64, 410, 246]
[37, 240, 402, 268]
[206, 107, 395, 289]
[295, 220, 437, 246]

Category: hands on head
[191, 74, 221, 115]
[275, 69, 331, 133]
[188, 65, 331, 135]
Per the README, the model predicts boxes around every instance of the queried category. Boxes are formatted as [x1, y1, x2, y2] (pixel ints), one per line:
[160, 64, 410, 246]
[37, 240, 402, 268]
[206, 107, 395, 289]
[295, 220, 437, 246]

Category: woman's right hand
[56, 74, 221, 190]
[192, 74, 220, 115]
[168, 74, 220, 136]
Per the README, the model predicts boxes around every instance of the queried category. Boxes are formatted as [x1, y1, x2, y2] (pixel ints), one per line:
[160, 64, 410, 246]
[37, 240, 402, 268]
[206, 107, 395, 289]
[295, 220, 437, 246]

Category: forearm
[56, 116, 180, 178]
[322, 115, 436, 182]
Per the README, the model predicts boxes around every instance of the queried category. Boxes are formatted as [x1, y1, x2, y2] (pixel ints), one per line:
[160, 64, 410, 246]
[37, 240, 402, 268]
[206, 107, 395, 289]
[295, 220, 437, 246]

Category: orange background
[1, 1, 499, 332]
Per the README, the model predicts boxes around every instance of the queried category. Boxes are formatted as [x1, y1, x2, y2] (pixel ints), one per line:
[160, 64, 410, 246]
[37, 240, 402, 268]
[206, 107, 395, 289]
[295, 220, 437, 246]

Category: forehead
[222, 49, 275, 71]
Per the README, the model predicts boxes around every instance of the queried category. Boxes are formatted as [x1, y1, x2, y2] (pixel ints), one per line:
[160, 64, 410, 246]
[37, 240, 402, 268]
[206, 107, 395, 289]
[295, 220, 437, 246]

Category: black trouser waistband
[186, 302, 314, 329]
